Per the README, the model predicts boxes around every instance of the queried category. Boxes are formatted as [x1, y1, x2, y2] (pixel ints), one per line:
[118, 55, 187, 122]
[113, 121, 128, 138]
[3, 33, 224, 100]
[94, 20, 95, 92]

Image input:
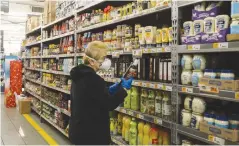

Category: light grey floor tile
[21, 130, 48, 145]
[1, 130, 25, 145]
[1, 137, 4, 145]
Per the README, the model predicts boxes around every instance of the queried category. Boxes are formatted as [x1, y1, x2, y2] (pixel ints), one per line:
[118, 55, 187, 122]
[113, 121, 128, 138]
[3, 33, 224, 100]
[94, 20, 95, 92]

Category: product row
[56, 0, 75, 20]
[25, 35, 41, 45]
[110, 112, 170, 145]
[76, 0, 170, 29]
[120, 86, 172, 121]
[25, 82, 41, 96]
[77, 24, 173, 52]
[42, 73, 71, 91]
[42, 36, 74, 55]
[42, 58, 74, 73]
[24, 59, 41, 69]
[25, 70, 40, 81]
[24, 47, 41, 57]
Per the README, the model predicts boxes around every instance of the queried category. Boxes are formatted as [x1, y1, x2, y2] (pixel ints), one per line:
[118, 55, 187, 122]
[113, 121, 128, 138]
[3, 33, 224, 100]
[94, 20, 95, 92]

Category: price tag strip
[154, 118, 163, 125]
[181, 87, 193, 93]
[187, 45, 200, 50]
[208, 135, 225, 145]
[132, 49, 142, 58]
[199, 85, 219, 94]
[213, 42, 228, 49]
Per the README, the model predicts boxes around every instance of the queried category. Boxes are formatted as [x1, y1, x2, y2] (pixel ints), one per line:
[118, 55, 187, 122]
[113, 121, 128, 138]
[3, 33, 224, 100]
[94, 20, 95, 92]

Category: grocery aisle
[1, 94, 71, 145]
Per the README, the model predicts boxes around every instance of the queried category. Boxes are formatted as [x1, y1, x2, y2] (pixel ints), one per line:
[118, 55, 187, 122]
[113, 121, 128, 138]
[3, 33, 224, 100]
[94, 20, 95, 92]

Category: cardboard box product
[199, 77, 239, 92]
[200, 121, 239, 142]
[48, 12, 56, 23]
[18, 99, 31, 114]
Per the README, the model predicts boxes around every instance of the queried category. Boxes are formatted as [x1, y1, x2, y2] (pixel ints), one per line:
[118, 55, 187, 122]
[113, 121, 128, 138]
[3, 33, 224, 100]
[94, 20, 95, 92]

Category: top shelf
[42, 14, 75, 29]
[177, 42, 239, 54]
[26, 26, 41, 36]
[177, 0, 206, 8]
[75, 0, 106, 14]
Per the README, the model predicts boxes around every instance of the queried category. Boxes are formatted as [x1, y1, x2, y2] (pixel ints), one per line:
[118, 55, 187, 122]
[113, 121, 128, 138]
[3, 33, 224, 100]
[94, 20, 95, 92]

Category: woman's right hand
[121, 77, 133, 90]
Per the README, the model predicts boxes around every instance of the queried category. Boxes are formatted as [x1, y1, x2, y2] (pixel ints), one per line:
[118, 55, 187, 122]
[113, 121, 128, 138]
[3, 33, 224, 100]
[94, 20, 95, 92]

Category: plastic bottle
[147, 90, 155, 115]
[124, 89, 131, 109]
[163, 131, 170, 145]
[137, 121, 145, 145]
[149, 125, 159, 145]
[130, 87, 139, 111]
[140, 88, 148, 113]
[125, 117, 131, 143]
[129, 118, 138, 145]
[162, 92, 172, 121]
[143, 123, 151, 145]
[122, 116, 127, 139]
[158, 129, 163, 145]
[117, 113, 123, 134]
[155, 91, 163, 117]
[231, 0, 239, 19]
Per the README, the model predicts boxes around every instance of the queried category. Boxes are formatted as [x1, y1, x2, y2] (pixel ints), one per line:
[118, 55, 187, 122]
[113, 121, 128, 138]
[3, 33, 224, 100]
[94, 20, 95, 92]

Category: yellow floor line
[23, 114, 58, 146]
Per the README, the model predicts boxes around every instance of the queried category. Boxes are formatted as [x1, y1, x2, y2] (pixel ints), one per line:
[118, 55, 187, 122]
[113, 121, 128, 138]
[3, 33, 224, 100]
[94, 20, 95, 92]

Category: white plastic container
[181, 55, 193, 70]
[193, 20, 204, 35]
[184, 96, 192, 111]
[181, 70, 192, 85]
[191, 70, 203, 87]
[191, 112, 203, 129]
[215, 15, 230, 32]
[204, 112, 215, 125]
[192, 55, 206, 70]
[183, 21, 194, 36]
[230, 18, 239, 34]
[204, 69, 216, 79]
[204, 17, 216, 34]
[192, 97, 206, 114]
[181, 109, 192, 127]
[215, 115, 229, 129]
[231, 0, 239, 19]
[220, 70, 235, 80]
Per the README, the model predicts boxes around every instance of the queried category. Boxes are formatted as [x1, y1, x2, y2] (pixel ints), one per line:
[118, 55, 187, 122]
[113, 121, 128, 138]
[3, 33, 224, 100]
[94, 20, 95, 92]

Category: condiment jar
[220, 70, 235, 80]
[204, 112, 215, 125]
[190, 112, 203, 129]
[181, 109, 192, 127]
[135, 24, 141, 37]
[162, 92, 172, 121]
[204, 69, 216, 79]
[229, 114, 239, 130]
[156, 29, 162, 47]
[192, 97, 206, 114]
[181, 55, 193, 70]
[134, 37, 140, 49]
[192, 55, 206, 70]
[191, 70, 203, 87]
[184, 96, 192, 111]
[125, 25, 133, 38]
[215, 115, 229, 129]
[181, 70, 192, 85]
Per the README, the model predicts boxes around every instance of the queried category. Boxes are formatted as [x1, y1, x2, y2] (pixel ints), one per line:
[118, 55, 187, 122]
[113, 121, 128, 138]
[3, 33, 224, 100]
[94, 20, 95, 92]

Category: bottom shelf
[41, 115, 69, 138]
[31, 106, 41, 115]
[111, 135, 128, 145]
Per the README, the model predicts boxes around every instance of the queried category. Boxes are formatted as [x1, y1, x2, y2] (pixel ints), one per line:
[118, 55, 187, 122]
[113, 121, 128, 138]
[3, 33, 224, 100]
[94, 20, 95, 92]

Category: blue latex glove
[109, 83, 119, 95]
[121, 77, 133, 90]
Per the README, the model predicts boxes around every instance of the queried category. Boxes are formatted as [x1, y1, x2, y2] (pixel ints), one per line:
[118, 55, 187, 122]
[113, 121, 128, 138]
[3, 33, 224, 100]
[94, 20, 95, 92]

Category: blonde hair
[84, 41, 108, 65]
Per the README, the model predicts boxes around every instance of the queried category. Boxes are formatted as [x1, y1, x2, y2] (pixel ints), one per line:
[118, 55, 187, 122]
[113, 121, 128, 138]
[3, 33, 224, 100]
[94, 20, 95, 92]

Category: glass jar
[181, 55, 193, 70]
[191, 70, 203, 86]
[230, 18, 239, 34]
[162, 92, 171, 121]
[215, 115, 229, 129]
[204, 69, 216, 79]
[155, 91, 163, 117]
[191, 112, 203, 129]
[124, 38, 131, 52]
[184, 96, 192, 111]
[181, 70, 192, 85]
[134, 37, 140, 49]
[135, 24, 141, 37]
[181, 109, 192, 127]
[116, 25, 122, 37]
[192, 97, 206, 114]
[125, 25, 133, 38]
[192, 55, 206, 70]
[220, 70, 235, 80]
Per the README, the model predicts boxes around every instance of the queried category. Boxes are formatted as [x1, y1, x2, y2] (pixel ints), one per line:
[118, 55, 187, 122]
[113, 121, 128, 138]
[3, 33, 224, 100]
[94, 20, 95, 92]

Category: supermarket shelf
[25, 77, 41, 85]
[115, 107, 171, 129]
[105, 78, 173, 92]
[76, 0, 105, 14]
[31, 106, 41, 115]
[41, 98, 71, 117]
[25, 67, 42, 72]
[42, 14, 75, 29]
[111, 135, 128, 145]
[178, 0, 205, 7]
[25, 41, 41, 47]
[26, 26, 41, 35]
[177, 124, 239, 145]
[41, 31, 74, 43]
[25, 89, 42, 100]
[42, 53, 76, 58]
[41, 69, 70, 76]
[41, 83, 70, 94]
[23, 56, 41, 59]
[76, 3, 171, 33]
[41, 115, 69, 137]
[178, 85, 239, 103]
[177, 42, 239, 54]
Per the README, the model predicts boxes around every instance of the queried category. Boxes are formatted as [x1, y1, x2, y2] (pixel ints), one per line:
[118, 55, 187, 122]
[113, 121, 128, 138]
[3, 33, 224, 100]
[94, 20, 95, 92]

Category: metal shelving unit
[22, 0, 239, 145]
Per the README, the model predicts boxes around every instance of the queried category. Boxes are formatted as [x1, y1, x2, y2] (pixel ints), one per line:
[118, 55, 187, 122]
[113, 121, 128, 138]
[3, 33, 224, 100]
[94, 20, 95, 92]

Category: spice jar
[125, 25, 133, 38]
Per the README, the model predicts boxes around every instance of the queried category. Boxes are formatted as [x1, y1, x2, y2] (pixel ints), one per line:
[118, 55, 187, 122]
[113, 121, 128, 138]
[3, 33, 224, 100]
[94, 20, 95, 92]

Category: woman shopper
[69, 41, 133, 145]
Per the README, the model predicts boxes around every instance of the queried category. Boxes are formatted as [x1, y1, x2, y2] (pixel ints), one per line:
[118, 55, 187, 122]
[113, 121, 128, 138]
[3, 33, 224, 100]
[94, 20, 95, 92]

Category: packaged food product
[193, 20, 204, 35]
[183, 21, 194, 36]
[147, 90, 155, 115]
[181, 70, 192, 85]
[162, 27, 169, 43]
[137, 121, 145, 145]
[191, 70, 203, 86]
[140, 89, 148, 113]
[190, 112, 203, 129]
[192, 97, 206, 114]
[130, 87, 139, 111]
[129, 118, 137, 145]
[155, 91, 163, 117]
[215, 15, 230, 32]
[204, 17, 216, 34]
[181, 109, 192, 127]
[156, 29, 162, 47]
[143, 123, 151, 145]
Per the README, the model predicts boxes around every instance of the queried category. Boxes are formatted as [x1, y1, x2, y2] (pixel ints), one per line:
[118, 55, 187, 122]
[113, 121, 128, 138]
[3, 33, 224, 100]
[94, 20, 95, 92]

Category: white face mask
[99, 58, 111, 71]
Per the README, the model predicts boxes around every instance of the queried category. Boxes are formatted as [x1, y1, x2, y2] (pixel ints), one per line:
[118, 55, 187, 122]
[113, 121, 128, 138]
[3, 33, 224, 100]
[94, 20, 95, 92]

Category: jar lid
[215, 69, 221, 72]
[182, 109, 191, 113]
[204, 69, 214, 72]
[216, 115, 228, 121]
[192, 112, 202, 116]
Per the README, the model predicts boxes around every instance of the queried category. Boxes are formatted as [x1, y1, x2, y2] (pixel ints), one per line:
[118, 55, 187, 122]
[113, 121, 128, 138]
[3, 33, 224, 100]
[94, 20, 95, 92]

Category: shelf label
[158, 84, 163, 90]
[235, 92, 239, 99]
[112, 51, 120, 58]
[137, 114, 144, 119]
[213, 42, 228, 49]
[142, 82, 150, 88]
[187, 45, 200, 50]
[182, 87, 193, 93]
[166, 86, 172, 91]
[208, 135, 225, 145]
[132, 49, 142, 58]
[154, 118, 163, 125]
[107, 51, 111, 55]
[128, 111, 134, 116]
[150, 83, 155, 89]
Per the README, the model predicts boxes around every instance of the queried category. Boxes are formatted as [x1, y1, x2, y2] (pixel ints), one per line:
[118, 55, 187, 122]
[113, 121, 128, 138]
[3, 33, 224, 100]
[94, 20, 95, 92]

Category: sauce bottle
[137, 121, 145, 145]
[155, 91, 163, 117]
[162, 92, 172, 121]
[140, 88, 148, 113]
[124, 89, 131, 109]
[149, 125, 159, 145]
[130, 87, 139, 111]
[147, 89, 155, 115]
[143, 123, 151, 145]
[129, 118, 137, 145]
[125, 117, 131, 143]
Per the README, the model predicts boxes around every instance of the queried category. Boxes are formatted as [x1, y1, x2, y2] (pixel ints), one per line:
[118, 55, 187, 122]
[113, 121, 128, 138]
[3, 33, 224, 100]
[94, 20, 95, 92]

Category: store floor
[1, 94, 71, 145]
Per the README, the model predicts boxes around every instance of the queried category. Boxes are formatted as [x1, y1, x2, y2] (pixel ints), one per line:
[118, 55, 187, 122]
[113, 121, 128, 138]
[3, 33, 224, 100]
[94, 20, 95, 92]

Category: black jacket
[69, 64, 127, 145]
